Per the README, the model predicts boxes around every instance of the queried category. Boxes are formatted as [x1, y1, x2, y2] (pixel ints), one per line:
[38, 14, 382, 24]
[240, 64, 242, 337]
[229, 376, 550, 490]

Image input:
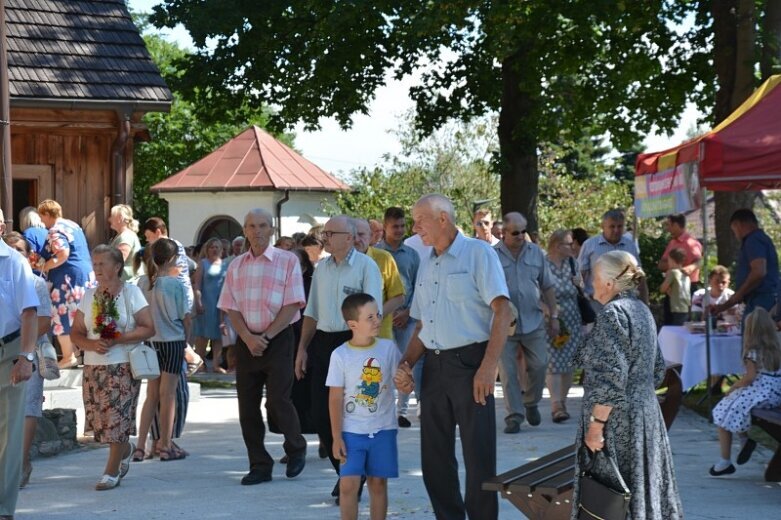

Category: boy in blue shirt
[327, 293, 402, 519]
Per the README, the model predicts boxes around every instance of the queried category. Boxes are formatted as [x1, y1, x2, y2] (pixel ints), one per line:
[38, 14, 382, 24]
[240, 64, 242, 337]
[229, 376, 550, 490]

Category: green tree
[332, 114, 499, 231]
[151, 1, 707, 232]
[132, 20, 288, 227]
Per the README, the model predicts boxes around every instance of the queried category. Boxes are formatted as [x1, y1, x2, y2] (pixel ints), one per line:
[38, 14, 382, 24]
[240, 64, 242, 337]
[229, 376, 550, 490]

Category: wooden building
[3, 0, 171, 245]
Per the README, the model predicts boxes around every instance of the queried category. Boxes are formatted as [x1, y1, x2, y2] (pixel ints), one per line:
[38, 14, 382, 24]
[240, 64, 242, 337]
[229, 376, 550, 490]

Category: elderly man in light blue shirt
[494, 212, 559, 434]
[294, 215, 382, 501]
[578, 209, 648, 305]
[0, 209, 40, 518]
[395, 194, 512, 520]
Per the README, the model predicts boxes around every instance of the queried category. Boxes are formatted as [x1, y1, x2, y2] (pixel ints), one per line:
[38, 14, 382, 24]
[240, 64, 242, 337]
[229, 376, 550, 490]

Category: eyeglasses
[322, 231, 351, 238]
[509, 229, 526, 236]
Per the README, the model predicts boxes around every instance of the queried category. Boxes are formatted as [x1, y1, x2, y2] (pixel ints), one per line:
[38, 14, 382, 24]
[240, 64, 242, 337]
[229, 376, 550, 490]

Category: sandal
[171, 441, 189, 457]
[160, 446, 186, 462]
[552, 410, 570, 423]
[131, 448, 146, 462]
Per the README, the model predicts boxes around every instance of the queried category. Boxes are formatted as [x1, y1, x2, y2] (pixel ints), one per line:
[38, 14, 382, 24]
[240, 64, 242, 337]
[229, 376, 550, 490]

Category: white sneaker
[95, 473, 121, 491]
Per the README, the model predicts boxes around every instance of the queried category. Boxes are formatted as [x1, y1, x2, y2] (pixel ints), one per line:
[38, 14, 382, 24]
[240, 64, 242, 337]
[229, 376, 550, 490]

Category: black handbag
[577, 448, 631, 520]
[569, 258, 597, 325]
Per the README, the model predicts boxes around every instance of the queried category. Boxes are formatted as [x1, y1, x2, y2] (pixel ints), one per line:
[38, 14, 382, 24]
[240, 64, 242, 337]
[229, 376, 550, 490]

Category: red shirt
[661, 232, 703, 283]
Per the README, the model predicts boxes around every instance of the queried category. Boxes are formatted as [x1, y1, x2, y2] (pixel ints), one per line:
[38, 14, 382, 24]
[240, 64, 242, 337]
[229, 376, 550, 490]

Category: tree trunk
[712, 0, 758, 268]
[498, 49, 540, 232]
[761, 0, 781, 79]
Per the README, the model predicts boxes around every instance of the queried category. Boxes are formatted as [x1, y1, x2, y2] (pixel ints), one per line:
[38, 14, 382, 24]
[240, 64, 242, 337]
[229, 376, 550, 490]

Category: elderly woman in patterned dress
[572, 250, 682, 519]
[545, 230, 582, 422]
[71, 245, 154, 490]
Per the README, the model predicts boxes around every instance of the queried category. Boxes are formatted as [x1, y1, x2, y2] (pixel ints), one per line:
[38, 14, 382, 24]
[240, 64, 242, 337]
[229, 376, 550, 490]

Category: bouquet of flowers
[551, 319, 570, 349]
[92, 290, 121, 339]
[28, 251, 45, 273]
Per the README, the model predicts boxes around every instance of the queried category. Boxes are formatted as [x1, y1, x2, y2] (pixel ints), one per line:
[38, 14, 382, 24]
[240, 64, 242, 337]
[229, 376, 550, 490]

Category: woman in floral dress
[545, 230, 582, 422]
[37, 199, 95, 368]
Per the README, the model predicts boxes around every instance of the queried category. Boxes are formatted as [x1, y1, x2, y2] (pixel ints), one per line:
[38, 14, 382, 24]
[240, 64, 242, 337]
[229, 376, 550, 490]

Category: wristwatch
[18, 352, 35, 363]
[589, 414, 607, 425]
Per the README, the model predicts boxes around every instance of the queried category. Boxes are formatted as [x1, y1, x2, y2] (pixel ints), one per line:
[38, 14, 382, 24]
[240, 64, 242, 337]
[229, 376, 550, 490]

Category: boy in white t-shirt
[327, 293, 402, 519]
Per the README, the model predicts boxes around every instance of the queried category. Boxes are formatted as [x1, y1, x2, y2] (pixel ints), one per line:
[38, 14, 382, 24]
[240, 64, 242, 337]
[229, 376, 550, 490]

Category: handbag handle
[580, 447, 631, 496]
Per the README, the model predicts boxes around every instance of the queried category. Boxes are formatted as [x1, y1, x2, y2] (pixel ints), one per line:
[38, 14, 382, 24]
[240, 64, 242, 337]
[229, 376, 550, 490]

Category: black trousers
[308, 329, 353, 473]
[421, 342, 497, 520]
[235, 326, 306, 471]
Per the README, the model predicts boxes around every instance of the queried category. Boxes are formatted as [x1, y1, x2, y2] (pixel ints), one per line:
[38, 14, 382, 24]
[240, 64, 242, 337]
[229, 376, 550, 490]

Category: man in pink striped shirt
[218, 208, 307, 485]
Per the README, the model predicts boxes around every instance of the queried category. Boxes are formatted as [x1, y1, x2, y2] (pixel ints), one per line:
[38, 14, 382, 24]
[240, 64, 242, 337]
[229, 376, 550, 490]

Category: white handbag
[129, 343, 160, 380]
[122, 287, 160, 380]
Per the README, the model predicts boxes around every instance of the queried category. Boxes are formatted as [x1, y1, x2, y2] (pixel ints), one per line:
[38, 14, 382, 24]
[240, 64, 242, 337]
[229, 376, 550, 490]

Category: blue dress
[23, 226, 48, 257]
[42, 219, 95, 335]
[193, 259, 227, 340]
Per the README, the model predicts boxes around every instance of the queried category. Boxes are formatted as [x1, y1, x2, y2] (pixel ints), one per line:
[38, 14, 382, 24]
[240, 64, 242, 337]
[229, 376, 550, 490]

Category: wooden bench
[483, 444, 576, 520]
[751, 407, 781, 482]
[484, 365, 682, 518]
[658, 363, 683, 430]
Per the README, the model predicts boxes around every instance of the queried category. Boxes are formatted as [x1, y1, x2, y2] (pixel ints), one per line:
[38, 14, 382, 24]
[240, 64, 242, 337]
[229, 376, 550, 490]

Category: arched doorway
[196, 215, 242, 245]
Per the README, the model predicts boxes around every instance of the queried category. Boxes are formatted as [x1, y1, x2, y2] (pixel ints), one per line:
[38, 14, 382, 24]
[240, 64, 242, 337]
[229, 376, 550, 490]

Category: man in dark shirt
[711, 209, 779, 317]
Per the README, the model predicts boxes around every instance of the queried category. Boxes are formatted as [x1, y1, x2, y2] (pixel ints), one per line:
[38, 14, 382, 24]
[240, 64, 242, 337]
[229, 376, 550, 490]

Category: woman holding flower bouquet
[71, 245, 155, 490]
[545, 230, 583, 423]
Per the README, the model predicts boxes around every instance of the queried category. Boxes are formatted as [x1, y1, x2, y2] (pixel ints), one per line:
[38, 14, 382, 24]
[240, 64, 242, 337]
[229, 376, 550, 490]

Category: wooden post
[0, 0, 13, 228]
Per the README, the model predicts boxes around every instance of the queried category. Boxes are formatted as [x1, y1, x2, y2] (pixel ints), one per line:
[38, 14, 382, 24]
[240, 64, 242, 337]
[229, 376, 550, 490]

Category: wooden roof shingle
[5, 0, 172, 107]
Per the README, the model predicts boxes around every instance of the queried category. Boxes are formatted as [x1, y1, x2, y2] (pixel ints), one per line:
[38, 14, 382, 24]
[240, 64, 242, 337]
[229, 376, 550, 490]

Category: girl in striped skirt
[134, 238, 192, 461]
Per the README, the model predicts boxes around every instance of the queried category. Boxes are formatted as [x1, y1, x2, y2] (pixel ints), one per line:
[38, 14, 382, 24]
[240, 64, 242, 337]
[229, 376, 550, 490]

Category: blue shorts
[341, 429, 398, 478]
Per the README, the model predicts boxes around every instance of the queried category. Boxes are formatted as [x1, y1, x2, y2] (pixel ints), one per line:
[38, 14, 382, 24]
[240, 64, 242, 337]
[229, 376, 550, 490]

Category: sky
[129, 0, 700, 178]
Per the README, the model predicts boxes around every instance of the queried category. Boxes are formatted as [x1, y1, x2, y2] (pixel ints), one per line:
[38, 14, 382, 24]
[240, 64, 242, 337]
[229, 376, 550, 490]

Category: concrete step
[42, 380, 200, 435]
[43, 367, 83, 389]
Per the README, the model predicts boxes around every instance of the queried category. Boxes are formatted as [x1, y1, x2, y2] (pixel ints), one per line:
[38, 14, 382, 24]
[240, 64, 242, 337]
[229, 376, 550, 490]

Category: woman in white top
[71, 245, 154, 490]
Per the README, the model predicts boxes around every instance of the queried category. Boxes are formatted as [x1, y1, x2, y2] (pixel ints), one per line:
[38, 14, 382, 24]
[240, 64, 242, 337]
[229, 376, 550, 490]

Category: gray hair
[232, 236, 245, 246]
[594, 251, 645, 292]
[602, 208, 626, 222]
[19, 206, 45, 231]
[244, 208, 275, 227]
[417, 194, 456, 223]
[91, 245, 124, 277]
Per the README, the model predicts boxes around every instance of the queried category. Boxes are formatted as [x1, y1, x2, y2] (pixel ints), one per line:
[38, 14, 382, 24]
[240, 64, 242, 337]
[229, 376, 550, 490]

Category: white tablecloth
[658, 326, 744, 390]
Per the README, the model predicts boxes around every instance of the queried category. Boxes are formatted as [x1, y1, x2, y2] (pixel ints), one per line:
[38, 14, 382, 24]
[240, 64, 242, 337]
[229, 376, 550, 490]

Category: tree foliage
[331, 114, 500, 231]
[151, 1, 708, 229]
[132, 16, 288, 227]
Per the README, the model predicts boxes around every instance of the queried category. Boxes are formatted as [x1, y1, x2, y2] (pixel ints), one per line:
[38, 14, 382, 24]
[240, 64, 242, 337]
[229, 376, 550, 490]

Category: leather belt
[0, 329, 21, 347]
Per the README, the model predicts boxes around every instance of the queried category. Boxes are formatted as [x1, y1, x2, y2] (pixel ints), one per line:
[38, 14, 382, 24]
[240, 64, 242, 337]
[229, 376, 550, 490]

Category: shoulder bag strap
[602, 448, 631, 495]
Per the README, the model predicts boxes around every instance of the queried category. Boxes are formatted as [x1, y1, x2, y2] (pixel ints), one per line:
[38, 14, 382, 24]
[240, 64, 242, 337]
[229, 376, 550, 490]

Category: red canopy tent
[635, 74, 781, 202]
[634, 74, 781, 420]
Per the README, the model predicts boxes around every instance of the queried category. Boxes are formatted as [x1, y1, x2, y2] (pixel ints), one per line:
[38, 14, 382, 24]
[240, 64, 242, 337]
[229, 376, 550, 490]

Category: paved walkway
[16, 386, 781, 519]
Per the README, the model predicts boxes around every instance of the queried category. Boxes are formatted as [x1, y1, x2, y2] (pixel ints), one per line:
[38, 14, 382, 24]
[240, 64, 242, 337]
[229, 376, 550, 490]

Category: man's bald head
[415, 194, 455, 223]
[503, 212, 527, 229]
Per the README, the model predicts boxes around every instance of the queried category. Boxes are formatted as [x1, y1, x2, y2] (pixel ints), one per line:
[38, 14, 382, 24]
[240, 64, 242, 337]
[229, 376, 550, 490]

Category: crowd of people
[3, 194, 781, 520]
